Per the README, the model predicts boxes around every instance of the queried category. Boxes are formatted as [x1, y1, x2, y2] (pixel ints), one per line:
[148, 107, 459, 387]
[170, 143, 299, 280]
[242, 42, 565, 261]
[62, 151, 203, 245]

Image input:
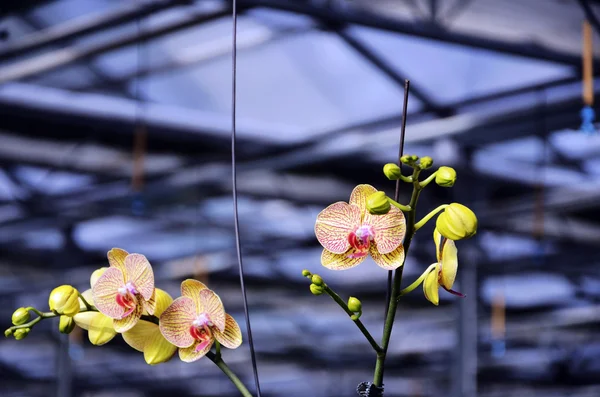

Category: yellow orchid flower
[122, 288, 177, 365]
[92, 248, 156, 333]
[73, 266, 117, 346]
[423, 229, 464, 306]
[159, 279, 242, 363]
[314, 184, 406, 271]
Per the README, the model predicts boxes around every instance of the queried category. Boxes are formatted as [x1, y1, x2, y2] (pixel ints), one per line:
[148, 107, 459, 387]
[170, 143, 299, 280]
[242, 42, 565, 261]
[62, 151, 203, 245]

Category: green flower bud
[49, 285, 80, 317]
[366, 191, 391, 215]
[419, 156, 433, 169]
[383, 163, 401, 180]
[436, 203, 477, 240]
[11, 308, 30, 326]
[59, 316, 76, 334]
[14, 328, 29, 340]
[311, 274, 324, 286]
[310, 284, 324, 295]
[347, 297, 362, 313]
[4, 328, 13, 337]
[301, 269, 312, 278]
[401, 155, 420, 167]
[435, 166, 457, 187]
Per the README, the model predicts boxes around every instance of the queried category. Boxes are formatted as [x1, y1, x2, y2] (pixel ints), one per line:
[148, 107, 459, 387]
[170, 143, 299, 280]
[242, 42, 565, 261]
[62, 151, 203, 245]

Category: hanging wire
[231, 1, 262, 395]
[384, 80, 410, 318]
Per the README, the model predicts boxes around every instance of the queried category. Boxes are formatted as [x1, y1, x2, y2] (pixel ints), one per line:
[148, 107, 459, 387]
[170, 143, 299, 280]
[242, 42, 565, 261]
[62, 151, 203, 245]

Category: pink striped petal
[113, 299, 143, 333]
[181, 279, 208, 314]
[159, 296, 196, 348]
[315, 202, 361, 254]
[124, 254, 154, 301]
[179, 339, 214, 363]
[200, 289, 226, 332]
[321, 248, 365, 270]
[349, 184, 378, 214]
[107, 248, 128, 273]
[369, 244, 405, 270]
[144, 289, 157, 316]
[364, 206, 406, 254]
[92, 267, 125, 319]
[213, 314, 242, 349]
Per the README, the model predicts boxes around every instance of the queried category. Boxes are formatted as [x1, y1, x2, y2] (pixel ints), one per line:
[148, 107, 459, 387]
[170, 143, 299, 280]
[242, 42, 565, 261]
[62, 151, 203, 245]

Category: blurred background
[1, 0, 600, 396]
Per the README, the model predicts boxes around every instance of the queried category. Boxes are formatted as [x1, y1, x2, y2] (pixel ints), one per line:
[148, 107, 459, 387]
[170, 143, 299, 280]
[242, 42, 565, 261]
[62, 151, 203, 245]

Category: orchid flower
[92, 248, 155, 333]
[423, 229, 465, 305]
[159, 279, 242, 363]
[122, 288, 177, 365]
[315, 184, 406, 270]
[73, 267, 117, 346]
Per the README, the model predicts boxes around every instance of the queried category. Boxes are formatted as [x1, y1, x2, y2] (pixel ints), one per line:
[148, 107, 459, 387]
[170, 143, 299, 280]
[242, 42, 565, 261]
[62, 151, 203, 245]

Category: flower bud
[310, 284, 324, 295]
[301, 269, 312, 278]
[49, 285, 80, 317]
[436, 203, 477, 240]
[347, 297, 362, 313]
[435, 166, 457, 187]
[419, 156, 433, 169]
[14, 328, 29, 340]
[59, 316, 76, 334]
[311, 274, 324, 286]
[366, 191, 391, 215]
[11, 308, 30, 326]
[4, 328, 13, 337]
[400, 154, 419, 166]
[383, 163, 401, 180]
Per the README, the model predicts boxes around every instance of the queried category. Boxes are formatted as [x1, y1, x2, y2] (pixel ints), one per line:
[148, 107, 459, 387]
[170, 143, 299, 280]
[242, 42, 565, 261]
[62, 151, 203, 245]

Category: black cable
[231, 1, 262, 395]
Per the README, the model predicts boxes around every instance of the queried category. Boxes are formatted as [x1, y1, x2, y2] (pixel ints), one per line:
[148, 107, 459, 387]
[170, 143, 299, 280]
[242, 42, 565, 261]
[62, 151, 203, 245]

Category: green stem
[399, 174, 413, 183]
[215, 340, 222, 360]
[419, 170, 438, 188]
[323, 285, 383, 353]
[414, 204, 448, 231]
[207, 351, 254, 397]
[388, 198, 411, 212]
[78, 292, 93, 311]
[373, 168, 422, 387]
[398, 263, 437, 298]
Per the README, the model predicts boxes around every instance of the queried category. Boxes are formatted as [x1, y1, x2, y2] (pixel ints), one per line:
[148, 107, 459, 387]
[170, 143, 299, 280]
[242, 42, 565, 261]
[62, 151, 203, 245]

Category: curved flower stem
[373, 167, 422, 387]
[207, 351, 254, 397]
[419, 170, 438, 188]
[414, 204, 448, 231]
[388, 198, 412, 213]
[398, 263, 437, 298]
[323, 285, 383, 353]
[398, 174, 413, 183]
[78, 292, 93, 311]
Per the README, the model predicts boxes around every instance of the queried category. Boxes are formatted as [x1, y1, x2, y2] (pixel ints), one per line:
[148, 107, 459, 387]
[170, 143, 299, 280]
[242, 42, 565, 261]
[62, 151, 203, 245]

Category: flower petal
[144, 328, 177, 365]
[124, 254, 155, 301]
[199, 289, 226, 332]
[159, 296, 196, 348]
[144, 289, 157, 316]
[440, 239, 458, 290]
[107, 248, 128, 273]
[79, 289, 93, 311]
[181, 279, 208, 314]
[321, 248, 365, 270]
[315, 202, 361, 254]
[90, 267, 108, 288]
[179, 339, 214, 363]
[364, 206, 406, 254]
[433, 228, 443, 262]
[369, 244, 405, 270]
[349, 184, 378, 213]
[154, 288, 173, 317]
[122, 320, 156, 352]
[74, 312, 117, 345]
[423, 264, 440, 306]
[213, 314, 242, 349]
[92, 267, 125, 319]
[113, 298, 143, 333]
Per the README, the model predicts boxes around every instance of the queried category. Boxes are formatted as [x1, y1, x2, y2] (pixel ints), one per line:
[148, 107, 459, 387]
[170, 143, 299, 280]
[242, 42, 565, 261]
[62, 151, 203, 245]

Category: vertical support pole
[56, 332, 72, 397]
